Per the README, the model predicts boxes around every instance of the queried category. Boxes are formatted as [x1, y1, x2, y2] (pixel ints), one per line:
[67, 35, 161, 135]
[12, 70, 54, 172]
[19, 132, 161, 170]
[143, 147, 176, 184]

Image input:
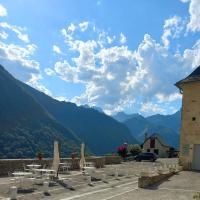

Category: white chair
[60, 162, 71, 174]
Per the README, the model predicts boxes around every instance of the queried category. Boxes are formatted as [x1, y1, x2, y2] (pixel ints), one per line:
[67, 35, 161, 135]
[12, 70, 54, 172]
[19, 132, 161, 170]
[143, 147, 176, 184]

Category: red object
[37, 153, 43, 160]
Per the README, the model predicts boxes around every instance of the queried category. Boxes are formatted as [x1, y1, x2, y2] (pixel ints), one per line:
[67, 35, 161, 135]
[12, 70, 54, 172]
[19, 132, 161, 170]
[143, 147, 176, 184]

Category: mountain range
[113, 111, 181, 148]
[0, 65, 136, 158]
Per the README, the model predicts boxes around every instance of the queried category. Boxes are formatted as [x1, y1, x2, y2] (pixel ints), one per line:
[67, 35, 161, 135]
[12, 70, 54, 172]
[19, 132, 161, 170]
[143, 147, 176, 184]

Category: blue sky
[0, 0, 200, 116]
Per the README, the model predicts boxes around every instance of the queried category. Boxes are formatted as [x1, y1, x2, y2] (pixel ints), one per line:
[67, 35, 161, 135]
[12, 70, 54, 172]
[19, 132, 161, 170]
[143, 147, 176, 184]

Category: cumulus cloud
[156, 93, 182, 103]
[162, 15, 184, 47]
[46, 7, 200, 115]
[0, 31, 8, 39]
[179, 0, 190, 2]
[26, 74, 52, 96]
[0, 42, 39, 70]
[79, 21, 89, 32]
[120, 33, 127, 44]
[0, 22, 29, 43]
[187, 0, 200, 32]
[0, 4, 7, 17]
[51, 26, 196, 115]
[45, 68, 56, 76]
[141, 102, 166, 114]
[0, 7, 50, 95]
[53, 45, 62, 54]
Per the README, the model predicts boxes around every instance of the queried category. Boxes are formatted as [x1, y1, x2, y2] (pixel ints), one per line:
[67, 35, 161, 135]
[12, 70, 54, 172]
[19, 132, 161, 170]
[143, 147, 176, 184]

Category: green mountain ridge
[0, 65, 137, 158]
[0, 65, 80, 158]
[113, 111, 181, 148]
[20, 82, 137, 155]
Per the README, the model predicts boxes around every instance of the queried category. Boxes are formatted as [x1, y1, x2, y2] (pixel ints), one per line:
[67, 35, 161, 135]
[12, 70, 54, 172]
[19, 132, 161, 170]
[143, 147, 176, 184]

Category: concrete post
[87, 175, 93, 186]
[115, 170, 118, 179]
[102, 174, 107, 182]
[43, 182, 49, 193]
[10, 186, 17, 200]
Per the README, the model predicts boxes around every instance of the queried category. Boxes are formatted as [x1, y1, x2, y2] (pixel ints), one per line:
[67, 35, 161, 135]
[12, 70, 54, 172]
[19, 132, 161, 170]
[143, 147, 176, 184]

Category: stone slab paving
[55, 171, 199, 200]
[1, 158, 195, 200]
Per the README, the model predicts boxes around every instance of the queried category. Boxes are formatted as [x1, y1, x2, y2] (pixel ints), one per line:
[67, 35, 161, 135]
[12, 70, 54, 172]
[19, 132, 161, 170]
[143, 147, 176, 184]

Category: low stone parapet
[104, 156, 122, 165]
[0, 156, 106, 176]
[138, 171, 176, 188]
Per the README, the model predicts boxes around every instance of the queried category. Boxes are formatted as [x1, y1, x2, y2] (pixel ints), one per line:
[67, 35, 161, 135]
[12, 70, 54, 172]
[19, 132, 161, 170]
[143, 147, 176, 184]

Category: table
[33, 169, 56, 179]
[27, 164, 41, 169]
[60, 163, 71, 173]
[12, 172, 33, 188]
[12, 172, 33, 177]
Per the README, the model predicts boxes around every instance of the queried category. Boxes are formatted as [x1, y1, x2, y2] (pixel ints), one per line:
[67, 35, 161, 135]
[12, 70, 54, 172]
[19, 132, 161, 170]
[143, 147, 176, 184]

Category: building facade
[175, 66, 200, 170]
[142, 134, 172, 158]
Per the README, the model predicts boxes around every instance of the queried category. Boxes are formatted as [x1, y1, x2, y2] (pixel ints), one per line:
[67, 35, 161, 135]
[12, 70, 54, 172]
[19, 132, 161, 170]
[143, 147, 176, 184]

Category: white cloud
[141, 102, 166, 114]
[26, 73, 51, 96]
[183, 39, 200, 68]
[120, 33, 127, 44]
[107, 36, 115, 44]
[68, 23, 76, 33]
[187, 0, 200, 32]
[156, 93, 182, 103]
[0, 31, 8, 39]
[51, 19, 200, 115]
[179, 0, 190, 2]
[0, 4, 7, 17]
[79, 21, 89, 32]
[0, 22, 29, 43]
[45, 68, 56, 76]
[162, 15, 184, 47]
[0, 42, 39, 70]
[54, 96, 69, 102]
[53, 45, 62, 54]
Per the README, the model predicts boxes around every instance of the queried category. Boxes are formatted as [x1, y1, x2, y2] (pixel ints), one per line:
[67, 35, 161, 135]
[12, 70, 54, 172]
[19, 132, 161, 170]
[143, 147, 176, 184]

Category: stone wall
[104, 156, 122, 165]
[0, 156, 121, 176]
[138, 172, 175, 188]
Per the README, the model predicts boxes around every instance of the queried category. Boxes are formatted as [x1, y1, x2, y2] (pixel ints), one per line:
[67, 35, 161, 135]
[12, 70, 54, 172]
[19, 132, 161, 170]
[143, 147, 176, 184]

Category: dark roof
[175, 65, 200, 88]
[141, 133, 171, 148]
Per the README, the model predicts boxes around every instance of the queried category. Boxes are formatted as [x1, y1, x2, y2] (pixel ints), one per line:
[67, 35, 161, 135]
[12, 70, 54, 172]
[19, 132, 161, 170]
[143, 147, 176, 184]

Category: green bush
[128, 144, 141, 156]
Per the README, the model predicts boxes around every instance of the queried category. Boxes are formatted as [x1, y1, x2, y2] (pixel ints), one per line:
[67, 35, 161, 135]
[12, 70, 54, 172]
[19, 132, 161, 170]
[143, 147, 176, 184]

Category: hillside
[0, 65, 80, 158]
[113, 112, 139, 123]
[114, 111, 181, 148]
[20, 83, 137, 155]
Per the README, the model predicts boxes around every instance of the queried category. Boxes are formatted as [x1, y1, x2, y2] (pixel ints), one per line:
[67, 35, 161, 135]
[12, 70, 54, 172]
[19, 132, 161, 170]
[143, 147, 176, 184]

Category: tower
[175, 66, 200, 170]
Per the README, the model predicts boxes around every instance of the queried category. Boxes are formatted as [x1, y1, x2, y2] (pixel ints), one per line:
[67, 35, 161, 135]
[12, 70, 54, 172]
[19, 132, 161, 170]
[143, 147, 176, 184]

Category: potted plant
[117, 145, 128, 160]
[37, 152, 43, 161]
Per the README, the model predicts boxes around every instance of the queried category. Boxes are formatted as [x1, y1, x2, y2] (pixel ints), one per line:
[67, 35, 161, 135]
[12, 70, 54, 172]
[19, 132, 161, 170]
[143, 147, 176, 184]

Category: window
[154, 149, 159, 155]
[150, 138, 155, 148]
[147, 149, 150, 152]
[192, 117, 196, 121]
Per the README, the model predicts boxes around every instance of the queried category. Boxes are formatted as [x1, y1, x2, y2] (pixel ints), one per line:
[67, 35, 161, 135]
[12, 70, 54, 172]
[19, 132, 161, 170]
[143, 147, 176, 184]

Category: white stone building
[141, 134, 172, 158]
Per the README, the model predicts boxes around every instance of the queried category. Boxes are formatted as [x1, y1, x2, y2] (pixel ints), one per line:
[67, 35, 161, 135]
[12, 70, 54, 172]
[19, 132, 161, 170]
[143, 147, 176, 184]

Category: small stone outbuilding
[141, 134, 174, 158]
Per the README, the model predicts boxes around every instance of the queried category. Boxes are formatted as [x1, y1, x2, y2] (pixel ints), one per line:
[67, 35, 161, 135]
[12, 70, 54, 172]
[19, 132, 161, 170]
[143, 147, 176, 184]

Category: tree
[128, 144, 141, 156]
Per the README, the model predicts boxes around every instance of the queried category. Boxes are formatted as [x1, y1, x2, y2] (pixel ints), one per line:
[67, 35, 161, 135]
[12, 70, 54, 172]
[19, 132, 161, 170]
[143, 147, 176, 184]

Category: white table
[33, 169, 56, 179]
[60, 163, 71, 173]
[12, 172, 33, 188]
[12, 172, 33, 177]
[27, 164, 41, 169]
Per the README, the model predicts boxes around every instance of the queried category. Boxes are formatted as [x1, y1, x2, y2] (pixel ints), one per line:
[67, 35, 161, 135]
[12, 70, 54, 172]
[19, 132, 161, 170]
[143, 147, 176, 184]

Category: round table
[12, 172, 33, 177]
[27, 164, 41, 169]
[12, 172, 33, 188]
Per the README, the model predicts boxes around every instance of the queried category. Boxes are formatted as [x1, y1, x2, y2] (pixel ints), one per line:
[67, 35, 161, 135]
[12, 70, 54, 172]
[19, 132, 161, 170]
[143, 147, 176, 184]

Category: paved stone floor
[0, 158, 199, 200]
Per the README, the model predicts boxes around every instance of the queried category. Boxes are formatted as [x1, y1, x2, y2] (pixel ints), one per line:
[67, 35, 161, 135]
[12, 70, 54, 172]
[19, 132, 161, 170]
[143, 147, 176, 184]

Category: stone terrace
[0, 158, 181, 200]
